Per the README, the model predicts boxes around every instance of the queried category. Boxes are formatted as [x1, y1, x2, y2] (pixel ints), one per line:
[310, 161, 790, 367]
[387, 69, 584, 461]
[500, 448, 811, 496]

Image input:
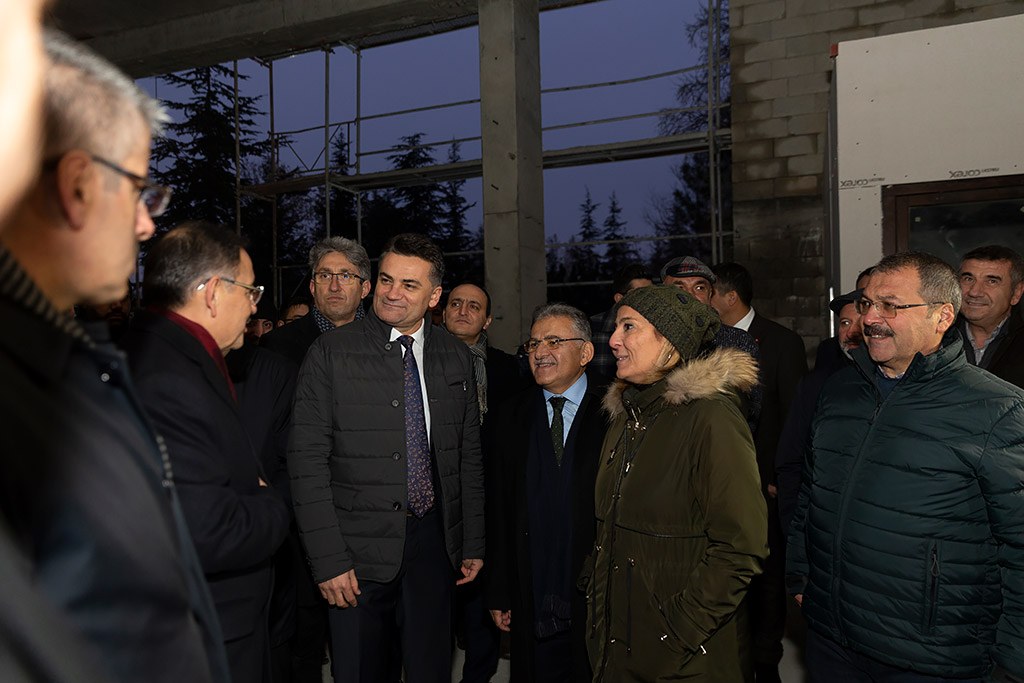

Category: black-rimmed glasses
[523, 337, 585, 354]
[90, 156, 172, 217]
[856, 296, 945, 319]
[312, 271, 365, 285]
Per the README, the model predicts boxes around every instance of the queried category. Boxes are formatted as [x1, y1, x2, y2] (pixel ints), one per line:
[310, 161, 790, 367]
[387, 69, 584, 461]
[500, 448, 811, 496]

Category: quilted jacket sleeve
[288, 337, 352, 584]
[458, 346, 486, 562]
[978, 401, 1024, 677]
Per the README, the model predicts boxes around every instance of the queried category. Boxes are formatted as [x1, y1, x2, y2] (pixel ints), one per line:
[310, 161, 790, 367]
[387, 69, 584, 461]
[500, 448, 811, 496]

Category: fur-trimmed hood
[602, 346, 759, 418]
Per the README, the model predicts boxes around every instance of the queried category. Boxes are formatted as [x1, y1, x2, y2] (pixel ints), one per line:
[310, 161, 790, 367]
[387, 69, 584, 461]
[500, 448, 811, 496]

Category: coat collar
[851, 327, 965, 384]
[601, 346, 759, 418]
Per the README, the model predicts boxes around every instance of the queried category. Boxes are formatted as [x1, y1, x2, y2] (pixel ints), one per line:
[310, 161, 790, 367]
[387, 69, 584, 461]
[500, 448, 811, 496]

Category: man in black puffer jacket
[787, 251, 1024, 682]
[289, 233, 485, 683]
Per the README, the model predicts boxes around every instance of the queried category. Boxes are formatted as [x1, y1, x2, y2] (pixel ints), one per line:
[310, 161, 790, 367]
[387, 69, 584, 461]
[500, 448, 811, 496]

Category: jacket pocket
[922, 540, 941, 633]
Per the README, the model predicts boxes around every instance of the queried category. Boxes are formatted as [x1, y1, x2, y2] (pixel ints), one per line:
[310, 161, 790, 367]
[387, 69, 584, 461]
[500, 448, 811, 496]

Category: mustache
[863, 323, 894, 338]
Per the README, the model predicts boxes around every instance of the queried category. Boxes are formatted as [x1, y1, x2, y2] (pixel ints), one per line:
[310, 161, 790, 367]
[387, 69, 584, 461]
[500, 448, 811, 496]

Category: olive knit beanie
[615, 285, 720, 360]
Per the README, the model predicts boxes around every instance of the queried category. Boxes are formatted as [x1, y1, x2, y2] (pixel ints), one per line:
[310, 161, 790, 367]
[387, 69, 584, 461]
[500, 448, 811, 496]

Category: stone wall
[729, 0, 1024, 354]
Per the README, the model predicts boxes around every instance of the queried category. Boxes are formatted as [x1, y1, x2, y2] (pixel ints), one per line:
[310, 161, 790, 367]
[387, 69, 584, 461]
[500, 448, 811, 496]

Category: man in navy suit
[712, 262, 807, 683]
[485, 303, 606, 683]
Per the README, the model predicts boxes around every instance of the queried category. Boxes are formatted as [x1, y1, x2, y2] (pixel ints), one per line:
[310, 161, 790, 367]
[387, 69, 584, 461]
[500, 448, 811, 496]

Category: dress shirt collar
[390, 320, 427, 348]
[542, 371, 588, 406]
[733, 306, 756, 332]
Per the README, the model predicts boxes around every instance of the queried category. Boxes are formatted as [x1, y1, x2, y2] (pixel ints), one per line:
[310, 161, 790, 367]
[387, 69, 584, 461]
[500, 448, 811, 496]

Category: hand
[456, 558, 483, 586]
[319, 569, 360, 608]
[794, 594, 803, 607]
[258, 477, 268, 487]
[766, 484, 778, 499]
[489, 609, 511, 632]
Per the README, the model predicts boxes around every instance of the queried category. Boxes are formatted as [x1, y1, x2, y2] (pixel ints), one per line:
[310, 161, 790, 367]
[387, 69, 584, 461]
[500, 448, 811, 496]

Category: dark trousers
[225, 621, 270, 683]
[534, 631, 573, 683]
[749, 494, 787, 667]
[328, 508, 454, 683]
[456, 573, 500, 683]
[806, 629, 983, 683]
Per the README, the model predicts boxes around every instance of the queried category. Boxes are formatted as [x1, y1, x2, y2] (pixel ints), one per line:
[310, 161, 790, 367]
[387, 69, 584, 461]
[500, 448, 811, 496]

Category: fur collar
[602, 347, 760, 418]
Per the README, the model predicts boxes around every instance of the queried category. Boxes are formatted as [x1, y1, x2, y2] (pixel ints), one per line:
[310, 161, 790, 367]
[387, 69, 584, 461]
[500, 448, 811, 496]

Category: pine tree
[151, 64, 269, 232]
[647, 1, 731, 268]
[237, 154, 316, 297]
[565, 187, 602, 282]
[435, 142, 479, 287]
[323, 130, 359, 240]
[386, 133, 441, 240]
[601, 192, 638, 273]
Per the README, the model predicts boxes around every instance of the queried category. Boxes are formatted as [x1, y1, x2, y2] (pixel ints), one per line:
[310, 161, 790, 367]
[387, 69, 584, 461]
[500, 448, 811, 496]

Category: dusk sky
[141, 0, 712, 257]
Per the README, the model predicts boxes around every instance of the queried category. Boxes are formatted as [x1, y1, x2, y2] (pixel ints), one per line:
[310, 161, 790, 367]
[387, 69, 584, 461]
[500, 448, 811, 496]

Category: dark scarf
[468, 330, 489, 422]
[313, 301, 365, 334]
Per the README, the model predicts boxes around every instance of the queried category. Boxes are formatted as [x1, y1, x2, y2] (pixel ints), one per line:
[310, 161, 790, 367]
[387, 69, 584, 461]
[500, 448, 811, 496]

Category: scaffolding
[231, 0, 730, 304]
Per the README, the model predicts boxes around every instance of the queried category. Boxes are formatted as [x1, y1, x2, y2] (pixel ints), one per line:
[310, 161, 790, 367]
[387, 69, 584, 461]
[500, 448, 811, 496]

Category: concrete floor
[325, 599, 810, 682]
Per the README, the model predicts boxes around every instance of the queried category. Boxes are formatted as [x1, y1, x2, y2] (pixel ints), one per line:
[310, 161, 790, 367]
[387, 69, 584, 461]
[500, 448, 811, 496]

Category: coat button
[392, 452, 401, 461]
[385, 343, 392, 350]
[393, 502, 402, 511]
[100, 372, 111, 383]
[392, 399, 400, 408]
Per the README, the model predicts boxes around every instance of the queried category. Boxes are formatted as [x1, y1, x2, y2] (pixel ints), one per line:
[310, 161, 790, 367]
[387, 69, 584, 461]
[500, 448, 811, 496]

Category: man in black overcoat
[485, 303, 607, 683]
[124, 222, 291, 683]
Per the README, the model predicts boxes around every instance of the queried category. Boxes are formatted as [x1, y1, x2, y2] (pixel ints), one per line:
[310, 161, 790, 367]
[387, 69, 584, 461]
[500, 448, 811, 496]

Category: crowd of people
[3, 22, 1024, 683]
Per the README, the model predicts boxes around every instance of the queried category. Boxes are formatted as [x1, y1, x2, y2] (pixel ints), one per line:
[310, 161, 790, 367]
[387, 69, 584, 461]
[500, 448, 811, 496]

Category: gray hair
[143, 221, 246, 310]
[874, 251, 962, 317]
[308, 236, 371, 281]
[961, 245, 1024, 290]
[531, 303, 592, 342]
[43, 29, 168, 160]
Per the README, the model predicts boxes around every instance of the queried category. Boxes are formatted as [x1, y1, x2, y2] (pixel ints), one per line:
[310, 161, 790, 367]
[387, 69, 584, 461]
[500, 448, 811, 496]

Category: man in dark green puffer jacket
[787, 251, 1024, 683]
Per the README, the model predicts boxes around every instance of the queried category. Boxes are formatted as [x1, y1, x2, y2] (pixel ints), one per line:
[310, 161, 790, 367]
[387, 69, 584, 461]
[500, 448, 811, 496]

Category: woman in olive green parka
[584, 286, 768, 682]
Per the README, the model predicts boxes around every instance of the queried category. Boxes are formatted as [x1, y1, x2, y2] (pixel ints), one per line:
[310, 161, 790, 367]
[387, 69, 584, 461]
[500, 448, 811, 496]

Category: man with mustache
[787, 251, 1024, 682]
[485, 303, 605, 683]
[956, 245, 1024, 389]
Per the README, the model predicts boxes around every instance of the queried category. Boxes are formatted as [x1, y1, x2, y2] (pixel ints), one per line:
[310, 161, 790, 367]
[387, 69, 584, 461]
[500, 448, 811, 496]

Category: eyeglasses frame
[196, 277, 264, 305]
[522, 337, 586, 354]
[856, 296, 947, 319]
[311, 270, 366, 286]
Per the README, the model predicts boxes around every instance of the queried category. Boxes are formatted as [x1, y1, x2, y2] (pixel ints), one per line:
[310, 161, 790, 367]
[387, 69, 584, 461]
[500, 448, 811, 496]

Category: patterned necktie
[549, 396, 567, 467]
[400, 335, 434, 517]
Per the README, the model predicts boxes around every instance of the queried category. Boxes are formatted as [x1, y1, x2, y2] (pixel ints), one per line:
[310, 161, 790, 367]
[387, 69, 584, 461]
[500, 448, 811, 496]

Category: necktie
[549, 396, 567, 467]
[400, 335, 433, 517]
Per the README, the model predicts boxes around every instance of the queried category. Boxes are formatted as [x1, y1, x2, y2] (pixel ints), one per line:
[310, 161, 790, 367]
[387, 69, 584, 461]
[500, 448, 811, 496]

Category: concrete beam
[53, 0, 599, 78]
[57, 0, 477, 78]
[478, 0, 546, 351]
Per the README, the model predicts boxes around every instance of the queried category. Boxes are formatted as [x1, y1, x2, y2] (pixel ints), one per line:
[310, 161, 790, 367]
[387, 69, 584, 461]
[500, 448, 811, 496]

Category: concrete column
[478, 0, 546, 351]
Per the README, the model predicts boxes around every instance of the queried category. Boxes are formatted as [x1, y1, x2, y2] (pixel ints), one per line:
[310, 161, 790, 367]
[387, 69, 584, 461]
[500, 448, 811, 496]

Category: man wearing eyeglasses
[261, 236, 371, 366]
[124, 222, 291, 683]
[484, 303, 605, 683]
[0, 31, 229, 683]
[787, 251, 1024, 682]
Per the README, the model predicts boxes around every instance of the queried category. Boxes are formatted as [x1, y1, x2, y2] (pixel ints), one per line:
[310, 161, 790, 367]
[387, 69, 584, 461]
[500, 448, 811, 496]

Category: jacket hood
[602, 346, 760, 418]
